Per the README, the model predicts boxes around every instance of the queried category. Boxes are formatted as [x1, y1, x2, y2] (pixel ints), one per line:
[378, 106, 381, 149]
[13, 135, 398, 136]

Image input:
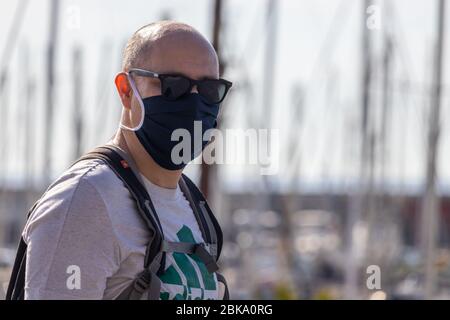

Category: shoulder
[22, 159, 131, 299]
[23, 159, 124, 243]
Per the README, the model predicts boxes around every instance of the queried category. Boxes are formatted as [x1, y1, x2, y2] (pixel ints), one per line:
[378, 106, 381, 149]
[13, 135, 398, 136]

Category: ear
[115, 72, 132, 110]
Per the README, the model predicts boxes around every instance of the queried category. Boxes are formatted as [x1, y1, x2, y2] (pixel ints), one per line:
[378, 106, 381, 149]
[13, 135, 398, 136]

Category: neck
[111, 129, 182, 189]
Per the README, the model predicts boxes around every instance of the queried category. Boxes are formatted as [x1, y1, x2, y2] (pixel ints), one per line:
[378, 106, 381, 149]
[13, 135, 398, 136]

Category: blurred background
[1, 0, 450, 300]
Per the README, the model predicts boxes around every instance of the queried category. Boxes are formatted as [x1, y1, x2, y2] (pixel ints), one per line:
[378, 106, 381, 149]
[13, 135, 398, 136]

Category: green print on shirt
[159, 225, 217, 300]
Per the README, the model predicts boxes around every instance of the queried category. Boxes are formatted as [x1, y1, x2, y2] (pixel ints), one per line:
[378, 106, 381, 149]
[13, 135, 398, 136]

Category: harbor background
[1, 0, 450, 299]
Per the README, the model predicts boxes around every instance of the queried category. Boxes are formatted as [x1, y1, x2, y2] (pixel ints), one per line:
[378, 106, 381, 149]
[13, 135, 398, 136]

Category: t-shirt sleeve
[22, 176, 121, 300]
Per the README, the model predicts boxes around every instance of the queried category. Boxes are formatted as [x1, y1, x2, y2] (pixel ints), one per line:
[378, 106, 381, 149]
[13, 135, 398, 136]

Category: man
[20, 21, 232, 299]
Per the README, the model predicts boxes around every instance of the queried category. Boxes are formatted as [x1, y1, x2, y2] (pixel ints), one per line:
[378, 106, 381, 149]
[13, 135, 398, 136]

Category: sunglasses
[128, 68, 232, 104]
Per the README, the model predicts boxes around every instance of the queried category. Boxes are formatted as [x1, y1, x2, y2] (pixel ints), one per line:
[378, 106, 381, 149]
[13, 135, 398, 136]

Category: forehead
[139, 31, 219, 80]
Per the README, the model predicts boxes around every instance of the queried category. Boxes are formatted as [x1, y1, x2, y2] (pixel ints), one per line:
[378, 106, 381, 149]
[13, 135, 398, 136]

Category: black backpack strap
[179, 174, 230, 299]
[6, 200, 41, 300]
[77, 146, 165, 267]
[115, 253, 163, 300]
[5, 238, 27, 300]
[216, 273, 230, 300]
[161, 240, 218, 273]
[78, 145, 168, 300]
[180, 174, 224, 259]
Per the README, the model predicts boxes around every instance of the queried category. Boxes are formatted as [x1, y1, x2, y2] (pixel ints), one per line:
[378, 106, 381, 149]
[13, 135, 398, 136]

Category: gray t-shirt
[22, 158, 222, 299]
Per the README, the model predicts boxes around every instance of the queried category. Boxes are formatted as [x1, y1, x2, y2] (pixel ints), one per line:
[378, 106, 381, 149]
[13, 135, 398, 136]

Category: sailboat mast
[199, 0, 223, 198]
[43, 0, 60, 184]
[421, 0, 446, 300]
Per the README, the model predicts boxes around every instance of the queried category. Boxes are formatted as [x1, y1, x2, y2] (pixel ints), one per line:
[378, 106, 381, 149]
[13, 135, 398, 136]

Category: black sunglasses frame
[128, 68, 232, 104]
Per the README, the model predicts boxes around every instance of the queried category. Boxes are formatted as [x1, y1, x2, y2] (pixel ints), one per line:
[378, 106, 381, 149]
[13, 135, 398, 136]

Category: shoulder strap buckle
[133, 271, 151, 295]
[194, 243, 219, 273]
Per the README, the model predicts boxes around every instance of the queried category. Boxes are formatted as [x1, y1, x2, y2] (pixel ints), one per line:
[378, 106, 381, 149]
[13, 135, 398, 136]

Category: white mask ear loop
[119, 73, 146, 131]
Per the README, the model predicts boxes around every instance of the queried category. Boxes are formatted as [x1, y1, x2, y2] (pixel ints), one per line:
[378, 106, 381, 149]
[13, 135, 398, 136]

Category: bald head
[115, 21, 222, 159]
[122, 21, 219, 79]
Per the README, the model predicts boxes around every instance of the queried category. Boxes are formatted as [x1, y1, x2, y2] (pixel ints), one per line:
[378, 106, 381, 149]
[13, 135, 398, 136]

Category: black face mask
[138, 93, 219, 170]
[121, 78, 219, 170]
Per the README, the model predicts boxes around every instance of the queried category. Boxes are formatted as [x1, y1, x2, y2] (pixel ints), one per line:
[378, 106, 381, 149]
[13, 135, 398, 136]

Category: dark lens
[161, 76, 191, 100]
[197, 80, 227, 104]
